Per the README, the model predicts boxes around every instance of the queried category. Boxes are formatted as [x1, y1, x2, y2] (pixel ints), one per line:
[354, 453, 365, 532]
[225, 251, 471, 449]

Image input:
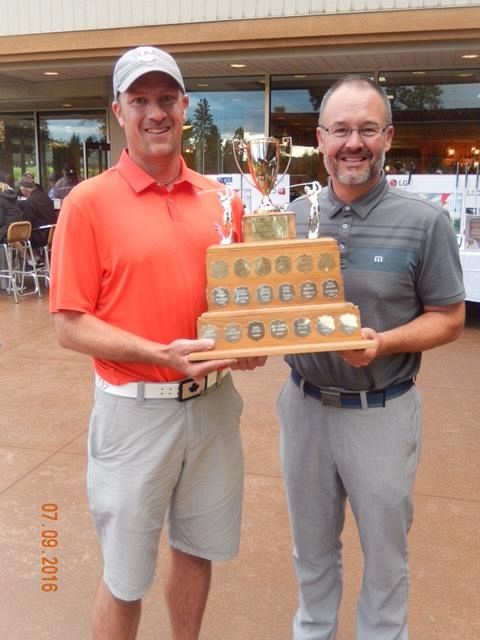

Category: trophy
[233, 136, 296, 242]
[189, 137, 374, 361]
[305, 181, 322, 239]
[215, 187, 235, 245]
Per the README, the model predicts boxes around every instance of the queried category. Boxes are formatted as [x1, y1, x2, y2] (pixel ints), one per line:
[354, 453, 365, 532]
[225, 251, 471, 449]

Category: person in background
[277, 76, 465, 640]
[47, 172, 61, 200]
[0, 175, 22, 242]
[52, 162, 82, 201]
[0, 169, 15, 189]
[49, 45, 266, 640]
[16, 171, 43, 201]
[18, 174, 56, 249]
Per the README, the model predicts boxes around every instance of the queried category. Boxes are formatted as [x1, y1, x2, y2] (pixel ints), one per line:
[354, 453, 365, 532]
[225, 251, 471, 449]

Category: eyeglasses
[318, 124, 392, 139]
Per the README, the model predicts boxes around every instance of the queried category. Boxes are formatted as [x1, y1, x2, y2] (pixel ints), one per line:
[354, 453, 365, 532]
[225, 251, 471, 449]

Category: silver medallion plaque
[316, 315, 335, 336]
[300, 282, 317, 300]
[256, 284, 274, 304]
[293, 318, 311, 337]
[322, 279, 340, 298]
[199, 324, 219, 341]
[254, 256, 272, 277]
[233, 286, 251, 305]
[293, 318, 312, 338]
[270, 319, 288, 339]
[211, 287, 230, 307]
[209, 260, 229, 280]
[224, 323, 242, 343]
[247, 321, 265, 341]
[297, 254, 314, 273]
[233, 258, 250, 278]
[318, 253, 335, 272]
[275, 255, 292, 274]
[278, 283, 295, 302]
[339, 313, 359, 335]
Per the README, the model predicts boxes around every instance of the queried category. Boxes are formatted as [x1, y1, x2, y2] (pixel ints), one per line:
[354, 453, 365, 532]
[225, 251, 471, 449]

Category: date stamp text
[40, 503, 59, 592]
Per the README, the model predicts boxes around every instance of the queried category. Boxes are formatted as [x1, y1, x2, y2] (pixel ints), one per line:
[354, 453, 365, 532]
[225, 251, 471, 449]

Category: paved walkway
[0, 293, 478, 639]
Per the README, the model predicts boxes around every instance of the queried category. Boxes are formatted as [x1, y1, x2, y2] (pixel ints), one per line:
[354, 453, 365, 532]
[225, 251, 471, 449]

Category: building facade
[0, 0, 479, 190]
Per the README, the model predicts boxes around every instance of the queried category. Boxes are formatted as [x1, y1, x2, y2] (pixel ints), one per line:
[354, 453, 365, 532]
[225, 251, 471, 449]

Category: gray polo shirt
[285, 173, 465, 391]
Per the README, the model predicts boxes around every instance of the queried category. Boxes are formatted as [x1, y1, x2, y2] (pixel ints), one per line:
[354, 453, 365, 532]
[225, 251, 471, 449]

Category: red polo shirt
[50, 150, 243, 383]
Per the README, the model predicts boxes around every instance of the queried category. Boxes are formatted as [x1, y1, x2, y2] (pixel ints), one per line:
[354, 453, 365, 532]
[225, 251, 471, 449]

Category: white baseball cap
[113, 46, 185, 96]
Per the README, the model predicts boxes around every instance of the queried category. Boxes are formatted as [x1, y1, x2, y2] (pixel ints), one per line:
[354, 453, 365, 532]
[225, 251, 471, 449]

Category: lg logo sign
[389, 178, 410, 187]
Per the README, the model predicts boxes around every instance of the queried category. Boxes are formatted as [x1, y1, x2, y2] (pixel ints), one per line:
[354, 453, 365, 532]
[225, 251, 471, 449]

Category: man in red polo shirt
[50, 46, 266, 640]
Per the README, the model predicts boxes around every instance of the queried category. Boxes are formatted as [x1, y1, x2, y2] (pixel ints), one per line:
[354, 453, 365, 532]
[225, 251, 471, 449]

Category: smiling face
[317, 82, 394, 202]
[112, 71, 189, 180]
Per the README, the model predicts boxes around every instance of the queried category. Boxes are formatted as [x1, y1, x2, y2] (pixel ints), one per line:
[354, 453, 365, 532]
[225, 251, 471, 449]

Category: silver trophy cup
[233, 136, 292, 213]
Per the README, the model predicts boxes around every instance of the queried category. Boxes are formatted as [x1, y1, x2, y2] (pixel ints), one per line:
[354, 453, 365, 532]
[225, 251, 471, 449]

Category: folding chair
[0, 221, 42, 303]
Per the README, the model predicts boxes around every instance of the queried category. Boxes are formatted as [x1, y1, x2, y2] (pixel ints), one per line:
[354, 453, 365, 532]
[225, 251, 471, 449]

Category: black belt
[291, 369, 414, 409]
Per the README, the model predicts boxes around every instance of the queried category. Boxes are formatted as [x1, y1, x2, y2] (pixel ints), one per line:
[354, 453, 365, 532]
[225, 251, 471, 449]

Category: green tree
[388, 85, 442, 110]
[308, 84, 442, 113]
[190, 98, 222, 173]
[308, 88, 327, 113]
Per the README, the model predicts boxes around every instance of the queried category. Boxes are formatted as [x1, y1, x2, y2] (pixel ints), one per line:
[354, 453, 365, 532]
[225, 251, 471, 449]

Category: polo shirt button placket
[338, 206, 352, 268]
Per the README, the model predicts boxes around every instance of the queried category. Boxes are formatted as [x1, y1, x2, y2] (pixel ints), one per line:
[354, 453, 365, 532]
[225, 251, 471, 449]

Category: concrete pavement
[0, 293, 478, 639]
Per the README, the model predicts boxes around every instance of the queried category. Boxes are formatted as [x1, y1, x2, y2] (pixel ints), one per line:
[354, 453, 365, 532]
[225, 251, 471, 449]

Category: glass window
[270, 74, 349, 191]
[0, 113, 36, 187]
[38, 111, 107, 187]
[380, 70, 480, 174]
[184, 76, 265, 174]
[271, 70, 480, 186]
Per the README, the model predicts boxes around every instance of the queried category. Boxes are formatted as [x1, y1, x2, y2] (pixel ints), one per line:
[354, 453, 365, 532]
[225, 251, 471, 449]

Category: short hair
[318, 76, 392, 124]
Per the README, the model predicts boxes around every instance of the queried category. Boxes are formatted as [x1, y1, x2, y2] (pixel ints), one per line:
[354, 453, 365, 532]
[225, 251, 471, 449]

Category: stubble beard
[324, 151, 386, 186]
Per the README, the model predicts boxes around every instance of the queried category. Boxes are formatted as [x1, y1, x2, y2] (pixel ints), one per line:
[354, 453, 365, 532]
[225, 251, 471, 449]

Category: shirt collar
[117, 149, 208, 193]
[325, 172, 389, 219]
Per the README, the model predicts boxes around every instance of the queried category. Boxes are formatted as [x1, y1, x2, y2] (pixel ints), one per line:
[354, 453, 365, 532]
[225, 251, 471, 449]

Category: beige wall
[0, 0, 477, 36]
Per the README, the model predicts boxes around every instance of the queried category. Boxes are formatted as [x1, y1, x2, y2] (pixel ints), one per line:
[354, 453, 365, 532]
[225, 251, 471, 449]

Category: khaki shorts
[87, 374, 244, 601]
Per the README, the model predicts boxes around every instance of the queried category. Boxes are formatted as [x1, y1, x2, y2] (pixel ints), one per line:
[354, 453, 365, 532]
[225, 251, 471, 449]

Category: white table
[460, 250, 480, 302]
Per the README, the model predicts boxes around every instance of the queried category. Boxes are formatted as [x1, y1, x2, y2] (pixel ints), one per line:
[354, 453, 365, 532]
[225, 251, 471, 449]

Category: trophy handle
[274, 136, 292, 189]
[232, 139, 256, 191]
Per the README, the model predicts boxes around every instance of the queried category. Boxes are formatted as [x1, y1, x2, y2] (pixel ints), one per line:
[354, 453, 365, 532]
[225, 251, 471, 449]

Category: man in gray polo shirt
[277, 76, 465, 640]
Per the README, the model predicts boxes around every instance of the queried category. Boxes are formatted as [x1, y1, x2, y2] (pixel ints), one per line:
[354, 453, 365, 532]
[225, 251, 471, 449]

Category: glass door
[38, 111, 108, 187]
[83, 141, 110, 178]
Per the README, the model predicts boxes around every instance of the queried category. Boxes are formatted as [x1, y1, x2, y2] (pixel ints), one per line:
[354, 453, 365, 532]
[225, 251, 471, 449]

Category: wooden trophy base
[189, 339, 374, 361]
[189, 301, 374, 360]
[205, 238, 345, 311]
[190, 237, 373, 361]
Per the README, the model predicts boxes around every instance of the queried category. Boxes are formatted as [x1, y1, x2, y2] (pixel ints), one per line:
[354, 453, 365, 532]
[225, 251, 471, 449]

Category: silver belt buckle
[320, 389, 342, 408]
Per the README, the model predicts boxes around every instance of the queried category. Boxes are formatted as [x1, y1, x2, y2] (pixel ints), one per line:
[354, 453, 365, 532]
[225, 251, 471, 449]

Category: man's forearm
[53, 310, 165, 363]
[52, 310, 241, 380]
[378, 302, 465, 357]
